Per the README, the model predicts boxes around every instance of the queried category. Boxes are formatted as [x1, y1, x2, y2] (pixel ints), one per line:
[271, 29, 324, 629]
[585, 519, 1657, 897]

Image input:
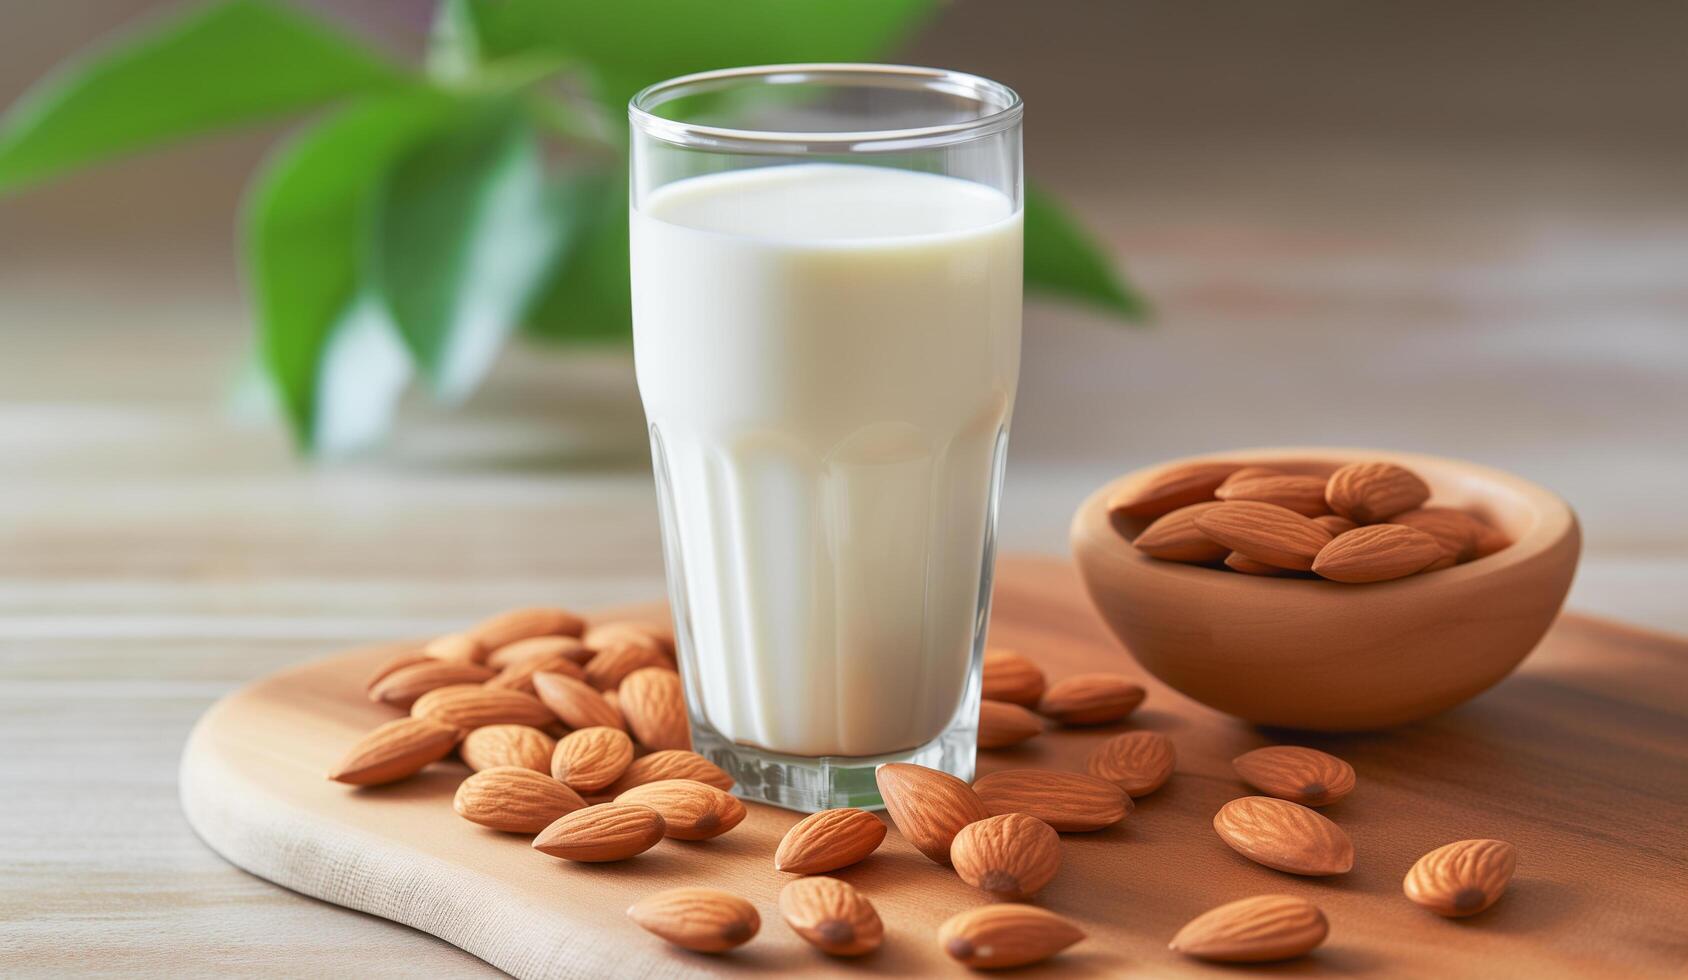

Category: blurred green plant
[0, 0, 1145, 453]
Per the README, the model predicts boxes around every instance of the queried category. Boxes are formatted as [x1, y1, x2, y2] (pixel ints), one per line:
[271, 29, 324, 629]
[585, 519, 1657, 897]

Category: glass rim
[628, 63, 1022, 153]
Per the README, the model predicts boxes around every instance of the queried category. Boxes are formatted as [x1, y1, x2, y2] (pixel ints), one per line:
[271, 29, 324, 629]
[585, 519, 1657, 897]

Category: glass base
[690, 719, 977, 813]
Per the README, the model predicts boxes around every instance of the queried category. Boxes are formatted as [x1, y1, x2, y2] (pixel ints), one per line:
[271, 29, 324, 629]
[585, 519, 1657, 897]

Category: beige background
[3, 1, 1686, 975]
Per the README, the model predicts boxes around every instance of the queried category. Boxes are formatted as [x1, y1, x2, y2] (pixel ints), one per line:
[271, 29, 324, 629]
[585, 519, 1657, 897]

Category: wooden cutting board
[179, 556, 1688, 979]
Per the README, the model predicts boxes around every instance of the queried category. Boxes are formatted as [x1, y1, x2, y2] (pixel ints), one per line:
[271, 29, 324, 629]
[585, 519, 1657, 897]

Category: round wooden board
[179, 557, 1688, 978]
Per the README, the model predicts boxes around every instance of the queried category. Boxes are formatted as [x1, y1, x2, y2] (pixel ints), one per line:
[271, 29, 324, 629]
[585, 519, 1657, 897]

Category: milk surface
[631, 164, 1022, 758]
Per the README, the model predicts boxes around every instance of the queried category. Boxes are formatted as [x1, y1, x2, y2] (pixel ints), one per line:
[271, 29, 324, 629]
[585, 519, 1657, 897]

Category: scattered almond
[410, 684, 554, 730]
[774, 808, 888, 874]
[551, 726, 634, 793]
[938, 904, 1085, 970]
[616, 779, 746, 840]
[1131, 502, 1229, 563]
[584, 640, 672, 691]
[423, 632, 485, 663]
[875, 763, 991, 865]
[1170, 894, 1329, 963]
[951, 812, 1062, 900]
[780, 876, 883, 956]
[367, 659, 494, 708]
[531, 671, 625, 731]
[1108, 460, 1242, 521]
[362, 649, 432, 694]
[974, 769, 1131, 832]
[1213, 797, 1354, 876]
[1232, 746, 1355, 806]
[485, 635, 590, 670]
[1087, 730, 1176, 796]
[978, 699, 1043, 748]
[1403, 838, 1516, 917]
[1326, 461, 1430, 523]
[980, 649, 1045, 707]
[484, 651, 583, 693]
[1038, 673, 1145, 725]
[607, 750, 734, 795]
[1194, 501, 1333, 571]
[1216, 474, 1331, 517]
[618, 667, 690, 750]
[531, 802, 666, 862]
[459, 724, 555, 773]
[452, 766, 585, 833]
[469, 606, 587, 650]
[326, 716, 459, 786]
[1313, 524, 1443, 583]
[628, 887, 758, 953]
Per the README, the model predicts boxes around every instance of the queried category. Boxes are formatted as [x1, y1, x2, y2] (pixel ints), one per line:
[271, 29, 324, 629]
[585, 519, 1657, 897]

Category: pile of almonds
[329, 608, 1518, 967]
[1111, 459, 1511, 582]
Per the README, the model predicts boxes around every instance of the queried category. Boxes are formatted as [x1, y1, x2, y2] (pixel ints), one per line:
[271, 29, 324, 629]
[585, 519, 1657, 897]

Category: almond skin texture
[875, 763, 991, 865]
[1313, 524, 1443, 583]
[1108, 461, 1241, 521]
[531, 671, 625, 731]
[974, 769, 1131, 832]
[452, 766, 586, 833]
[459, 724, 555, 773]
[362, 650, 432, 694]
[615, 779, 746, 840]
[1170, 894, 1329, 963]
[532, 802, 665, 862]
[1326, 461, 1431, 523]
[1038, 673, 1145, 725]
[410, 684, 554, 730]
[980, 649, 1045, 707]
[484, 635, 590, 670]
[484, 652, 583, 693]
[367, 659, 494, 708]
[1214, 797, 1354, 875]
[551, 726, 635, 793]
[327, 716, 459, 786]
[779, 876, 883, 956]
[1088, 731, 1177, 797]
[776, 808, 888, 874]
[423, 632, 485, 663]
[978, 699, 1044, 749]
[1312, 514, 1359, 536]
[1225, 551, 1297, 576]
[584, 641, 672, 691]
[469, 606, 587, 649]
[1194, 501, 1334, 571]
[1132, 502, 1229, 563]
[618, 667, 690, 750]
[628, 888, 758, 953]
[939, 905, 1085, 970]
[1404, 839, 1516, 917]
[1216, 474, 1332, 517]
[606, 750, 734, 795]
[951, 813, 1062, 900]
[1232, 746, 1356, 806]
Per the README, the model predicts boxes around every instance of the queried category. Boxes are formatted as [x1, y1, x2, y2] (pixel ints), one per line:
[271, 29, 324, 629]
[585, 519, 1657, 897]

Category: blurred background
[2, 1, 1686, 969]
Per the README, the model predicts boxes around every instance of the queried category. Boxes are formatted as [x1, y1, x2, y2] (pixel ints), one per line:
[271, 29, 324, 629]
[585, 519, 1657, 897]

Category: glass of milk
[629, 65, 1022, 812]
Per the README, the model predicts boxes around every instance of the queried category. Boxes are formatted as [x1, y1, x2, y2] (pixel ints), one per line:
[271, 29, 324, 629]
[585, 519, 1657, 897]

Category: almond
[459, 724, 555, 773]
[1326, 461, 1430, 523]
[938, 905, 1085, 969]
[1132, 502, 1229, 563]
[585, 620, 669, 653]
[1472, 522, 1511, 558]
[1087, 730, 1176, 796]
[484, 651, 583, 693]
[1390, 506, 1485, 561]
[531, 671, 625, 731]
[409, 683, 554, 730]
[1312, 514, 1358, 536]
[978, 699, 1043, 749]
[1170, 894, 1329, 962]
[1107, 460, 1242, 521]
[618, 667, 690, 750]
[452, 766, 585, 832]
[1038, 673, 1145, 725]
[469, 606, 587, 651]
[606, 750, 735, 795]
[981, 649, 1045, 706]
[1219, 465, 1285, 487]
[1213, 797, 1354, 875]
[367, 659, 494, 708]
[1232, 746, 1356, 806]
[951, 812, 1062, 900]
[875, 763, 990, 864]
[1225, 551, 1296, 576]
[362, 650, 432, 694]
[627, 887, 758, 952]
[1194, 501, 1333, 571]
[326, 716, 459, 785]
[423, 632, 485, 663]
[1403, 838, 1516, 916]
[551, 726, 634, 793]
[584, 641, 672, 691]
[775, 808, 888, 874]
[485, 635, 590, 670]
[973, 769, 1131, 832]
[779, 876, 883, 956]
[1216, 474, 1331, 517]
[1313, 524, 1442, 583]
[615, 779, 746, 840]
[532, 802, 665, 861]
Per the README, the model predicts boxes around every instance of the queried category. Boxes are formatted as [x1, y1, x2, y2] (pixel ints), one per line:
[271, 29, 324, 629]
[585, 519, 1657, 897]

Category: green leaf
[1024, 182, 1148, 321]
[522, 171, 631, 344]
[244, 93, 455, 450]
[0, 0, 407, 193]
[369, 104, 563, 398]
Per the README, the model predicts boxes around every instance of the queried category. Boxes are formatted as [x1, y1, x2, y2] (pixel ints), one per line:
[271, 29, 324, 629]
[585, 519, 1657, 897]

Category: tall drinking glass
[628, 65, 1022, 812]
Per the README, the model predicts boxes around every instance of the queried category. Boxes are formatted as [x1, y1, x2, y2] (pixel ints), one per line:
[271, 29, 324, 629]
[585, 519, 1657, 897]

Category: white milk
[631, 164, 1021, 758]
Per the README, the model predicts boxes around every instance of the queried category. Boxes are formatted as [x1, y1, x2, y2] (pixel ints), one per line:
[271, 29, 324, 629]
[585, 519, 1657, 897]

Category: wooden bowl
[1070, 448, 1581, 730]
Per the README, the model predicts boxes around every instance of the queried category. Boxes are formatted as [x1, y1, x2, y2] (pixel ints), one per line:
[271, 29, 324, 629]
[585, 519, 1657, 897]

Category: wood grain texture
[180, 558, 1688, 979]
